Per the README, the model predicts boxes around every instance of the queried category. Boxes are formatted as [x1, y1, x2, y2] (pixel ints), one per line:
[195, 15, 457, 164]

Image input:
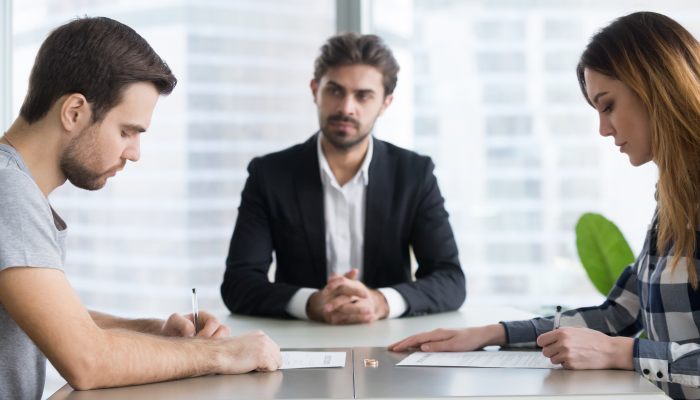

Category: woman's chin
[628, 154, 654, 167]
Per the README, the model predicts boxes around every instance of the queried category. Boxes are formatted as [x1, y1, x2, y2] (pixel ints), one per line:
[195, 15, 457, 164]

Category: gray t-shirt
[0, 143, 67, 400]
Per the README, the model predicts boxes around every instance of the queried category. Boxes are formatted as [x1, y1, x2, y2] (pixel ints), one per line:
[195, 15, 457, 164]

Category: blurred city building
[372, 0, 681, 310]
[10, 1, 700, 398]
[13, 0, 334, 318]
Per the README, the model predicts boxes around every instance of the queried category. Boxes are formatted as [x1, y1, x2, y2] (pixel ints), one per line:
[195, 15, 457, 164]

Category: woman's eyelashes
[602, 102, 613, 113]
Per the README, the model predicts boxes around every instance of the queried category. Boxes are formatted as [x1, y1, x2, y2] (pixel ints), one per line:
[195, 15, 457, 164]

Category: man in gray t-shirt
[0, 17, 280, 400]
[0, 144, 68, 399]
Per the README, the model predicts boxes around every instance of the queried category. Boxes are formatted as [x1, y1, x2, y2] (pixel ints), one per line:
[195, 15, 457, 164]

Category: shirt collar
[0, 143, 34, 181]
[317, 132, 373, 187]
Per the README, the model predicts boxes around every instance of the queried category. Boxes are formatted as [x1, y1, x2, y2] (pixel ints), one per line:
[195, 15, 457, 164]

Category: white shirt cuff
[284, 288, 318, 320]
[378, 287, 408, 319]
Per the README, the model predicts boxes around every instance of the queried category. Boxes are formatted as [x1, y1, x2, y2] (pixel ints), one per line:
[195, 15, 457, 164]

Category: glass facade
[6, 0, 700, 398]
[12, 1, 335, 397]
[372, 0, 700, 311]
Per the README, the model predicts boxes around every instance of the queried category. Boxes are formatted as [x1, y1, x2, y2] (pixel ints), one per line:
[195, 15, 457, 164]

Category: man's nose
[339, 95, 356, 116]
[123, 135, 141, 162]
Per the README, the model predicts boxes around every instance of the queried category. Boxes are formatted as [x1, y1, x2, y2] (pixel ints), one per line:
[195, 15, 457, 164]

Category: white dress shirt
[284, 134, 408, 320]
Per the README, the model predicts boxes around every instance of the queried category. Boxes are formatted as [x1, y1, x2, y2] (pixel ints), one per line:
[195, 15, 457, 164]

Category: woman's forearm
[482, 323, 508, 347]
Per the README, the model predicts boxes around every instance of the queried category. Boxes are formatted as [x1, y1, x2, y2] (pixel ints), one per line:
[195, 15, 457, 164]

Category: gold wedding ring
[364, 359, 378, 367]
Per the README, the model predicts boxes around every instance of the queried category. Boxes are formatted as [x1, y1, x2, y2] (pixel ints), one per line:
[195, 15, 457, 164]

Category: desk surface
[354, 347, 661, 398]
[221, 305, 540, 349]
[50, 306, 670, 400]
[50, 348, 354, 400]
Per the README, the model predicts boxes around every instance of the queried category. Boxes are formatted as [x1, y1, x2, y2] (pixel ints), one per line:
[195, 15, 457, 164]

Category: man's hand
[161, 310, 231, 339]
[306, 269, 389, 324]
[217, 330, 283, 374]
[89, 309, 231, 339]
[388, 324, 507, 352]
[537, 326, 635, 370]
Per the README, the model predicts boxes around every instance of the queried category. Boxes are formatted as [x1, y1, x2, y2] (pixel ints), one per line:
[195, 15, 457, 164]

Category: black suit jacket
[221, 133, 465, 319]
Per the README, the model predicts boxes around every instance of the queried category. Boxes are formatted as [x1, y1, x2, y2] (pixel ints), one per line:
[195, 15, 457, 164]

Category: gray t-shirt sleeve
[0, 169, 64, 271]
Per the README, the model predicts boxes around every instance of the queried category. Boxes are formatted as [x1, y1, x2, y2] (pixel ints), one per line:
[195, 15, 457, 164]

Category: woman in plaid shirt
[390, 11, 700, 400]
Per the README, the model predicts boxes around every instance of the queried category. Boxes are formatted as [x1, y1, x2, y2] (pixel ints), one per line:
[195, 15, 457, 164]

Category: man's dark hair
[20, 16, 177, 124]
[314, 32, 400, 96]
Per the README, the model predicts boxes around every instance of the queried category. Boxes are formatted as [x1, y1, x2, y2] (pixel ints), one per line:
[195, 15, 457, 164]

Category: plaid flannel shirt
[502, 210, 700, 400]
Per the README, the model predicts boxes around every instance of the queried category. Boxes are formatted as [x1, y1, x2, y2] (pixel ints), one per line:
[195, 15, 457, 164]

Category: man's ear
[59, 93, 91, 135]
[310, 79, 319, 105]
[377, 94, 394, 117]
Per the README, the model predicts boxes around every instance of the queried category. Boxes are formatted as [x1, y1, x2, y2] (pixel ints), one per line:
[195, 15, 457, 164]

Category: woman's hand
[388, 324, 507, 352]
[537, 326, 635, 370]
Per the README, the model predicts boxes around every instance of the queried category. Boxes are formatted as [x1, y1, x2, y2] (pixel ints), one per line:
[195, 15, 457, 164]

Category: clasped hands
[307, 269, 389, 325]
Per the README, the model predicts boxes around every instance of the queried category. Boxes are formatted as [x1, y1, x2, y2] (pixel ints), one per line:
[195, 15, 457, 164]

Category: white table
[50, 306, 670, 400]
[222, 305, 540, 348]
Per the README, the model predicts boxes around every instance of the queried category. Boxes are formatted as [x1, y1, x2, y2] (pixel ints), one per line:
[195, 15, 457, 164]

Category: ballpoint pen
[553, 305, 562, 330]
[192, 288, 199, 335]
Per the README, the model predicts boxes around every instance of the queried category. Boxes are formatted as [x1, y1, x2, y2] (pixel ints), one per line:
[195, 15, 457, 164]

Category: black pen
[191, 288, 199, 335]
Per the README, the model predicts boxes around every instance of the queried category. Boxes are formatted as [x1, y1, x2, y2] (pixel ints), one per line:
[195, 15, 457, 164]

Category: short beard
[320, 114, 373, 151]
[321, 129, 371, 151]
[59, 124, 110, 191]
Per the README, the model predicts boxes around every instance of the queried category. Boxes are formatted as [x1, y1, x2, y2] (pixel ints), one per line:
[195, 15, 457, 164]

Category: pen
[553, 305, 562, 330]
[191, 288, 199, 335]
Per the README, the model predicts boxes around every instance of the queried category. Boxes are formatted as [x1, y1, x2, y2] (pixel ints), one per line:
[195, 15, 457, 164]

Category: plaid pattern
[502, 210, 700, 400]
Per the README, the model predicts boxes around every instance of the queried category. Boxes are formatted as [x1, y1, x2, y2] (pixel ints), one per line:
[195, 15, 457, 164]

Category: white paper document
[278, 351, 347, 369]
[396, 351, 562, 369]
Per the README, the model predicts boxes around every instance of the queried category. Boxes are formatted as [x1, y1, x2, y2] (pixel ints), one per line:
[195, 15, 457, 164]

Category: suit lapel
[363, 138, 395, 286]
[294, 133, 327, 287]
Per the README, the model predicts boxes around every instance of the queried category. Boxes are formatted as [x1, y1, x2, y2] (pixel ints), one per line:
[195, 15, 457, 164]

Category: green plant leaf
[575, 213, 636, 296]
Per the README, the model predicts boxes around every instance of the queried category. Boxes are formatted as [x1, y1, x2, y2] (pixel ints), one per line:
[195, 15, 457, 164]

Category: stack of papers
[279, 352, 347, 370]
[397, 351, 562, 369]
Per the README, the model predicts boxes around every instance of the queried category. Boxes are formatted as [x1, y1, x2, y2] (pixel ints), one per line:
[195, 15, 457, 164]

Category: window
[483, 83, 527, 104]
[544, 20, 583, 41]
[474, 21, 525, 41]
[486, 147, 540, 168]
[486, 243, 542, 264]
[548, 115, 592, 136]
[483, 212, 542, 231]
[487, 180, 541, 199]
[9, 1, 699, 397]
[477, 52, 526, 73]
[545, 83, 582, 104]
[559, 146, 599, 168]
[12, 1, 334, 397]
[561, 179, 600, 199]
[374, 0, 665, 313]
[544, 51, 582, 72]
[486, 116, 532, 136]
[14, 0, 334, 317]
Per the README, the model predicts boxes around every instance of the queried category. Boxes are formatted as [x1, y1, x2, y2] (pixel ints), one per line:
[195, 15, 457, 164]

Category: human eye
[602, 103, 613, 113]
[121, 130, 130, 138]
[358, 92, 373, 102]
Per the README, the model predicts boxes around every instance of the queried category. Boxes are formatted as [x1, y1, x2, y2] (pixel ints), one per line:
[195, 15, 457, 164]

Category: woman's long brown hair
[577, 12, 700, 289]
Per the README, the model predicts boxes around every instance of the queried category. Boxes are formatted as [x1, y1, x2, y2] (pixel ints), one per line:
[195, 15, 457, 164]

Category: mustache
[108, 160, 127, 174]
[326, 114, 360, 129]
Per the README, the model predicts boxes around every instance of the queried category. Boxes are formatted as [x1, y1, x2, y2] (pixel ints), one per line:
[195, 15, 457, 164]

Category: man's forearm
[89, 310, 163, 335]
[69, 328, 219, 390]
